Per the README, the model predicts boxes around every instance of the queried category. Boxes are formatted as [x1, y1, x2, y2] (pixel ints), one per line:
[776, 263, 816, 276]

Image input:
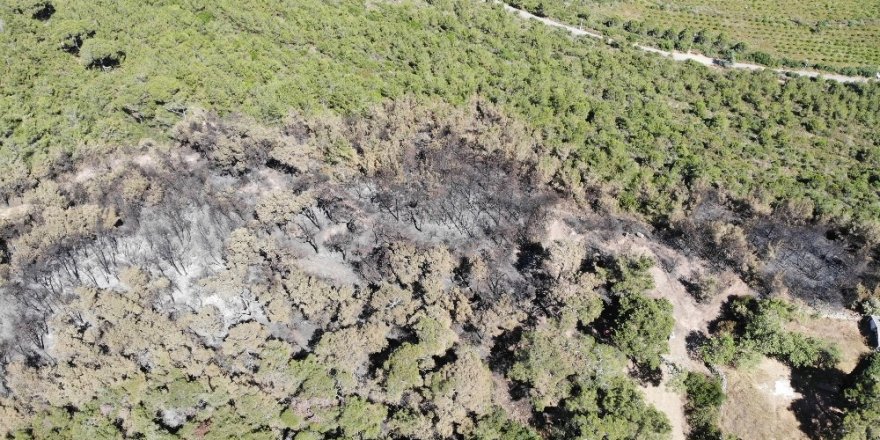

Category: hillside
[1, 1, 879, 439]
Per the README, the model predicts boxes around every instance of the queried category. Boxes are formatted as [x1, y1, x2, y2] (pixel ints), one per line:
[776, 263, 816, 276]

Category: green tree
[337, 397, 387, 440]
[509, 320, 626, 411]
[611, 293, 675, 369]
[839, 353, 880, 440]
[563, 376, 671, 439]
[79, 38, 125, 68]
[469, 409, 541, 440]
[682, 372, 726, 440]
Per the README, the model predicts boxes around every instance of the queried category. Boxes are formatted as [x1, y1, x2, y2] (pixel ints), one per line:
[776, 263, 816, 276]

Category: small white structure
[870, 315, 880, 350]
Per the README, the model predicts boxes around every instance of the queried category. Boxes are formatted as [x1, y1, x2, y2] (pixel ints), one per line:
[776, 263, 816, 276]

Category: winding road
[496, 1, 876, 84]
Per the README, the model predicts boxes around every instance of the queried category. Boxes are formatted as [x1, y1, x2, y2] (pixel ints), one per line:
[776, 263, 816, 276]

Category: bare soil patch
[641, 382, 687, 440]
[0, 204, 31, 223]
[720, 358, 807, 440]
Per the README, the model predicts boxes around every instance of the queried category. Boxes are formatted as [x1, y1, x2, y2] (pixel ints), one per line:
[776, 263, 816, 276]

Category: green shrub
[686, 272, 720, 303]
[611, 293, 675, 370]
[53, 19, 95, 53]
[701, 297, 841, 369]
[79, 38, 125, 68]
[608, 255, 656, 296]
[682, 372, 726, 440]
[747, 51, 778, 66]
[470, 409, 542, 440]
[839, 353, 880, 439]
[699, 333, 759, 368]
[337, 397, 387, 440]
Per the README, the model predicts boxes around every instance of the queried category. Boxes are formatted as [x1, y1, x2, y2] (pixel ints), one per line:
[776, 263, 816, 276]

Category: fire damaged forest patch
[0, 100, 876, 438]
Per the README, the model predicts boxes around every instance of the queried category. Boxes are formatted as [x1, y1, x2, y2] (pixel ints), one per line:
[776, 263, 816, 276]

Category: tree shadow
[789, 365, 847, 440]
[679, 276, 700, 297]
[589, 296, 619, 346]
[31, 2, 56, 21]
[685, 330, 709, 360]
[515, 241, 549, 276]
[488, 326, 524, 376]
[705, 294, 748, 335]
[630, 362, 663, 386]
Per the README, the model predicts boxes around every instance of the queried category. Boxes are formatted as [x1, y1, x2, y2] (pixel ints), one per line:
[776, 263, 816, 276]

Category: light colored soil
[492, 373, 533, 426]
[720, 358, 807, 440]
[641, 382, 687, 440]
[545, 211, 745, 439]
[785, 315, 871, 373]
[294, 251, 361, 287]
[0, 295, 19, 344]
[74, 167, 99, 182]
[0, 204, 30, 223]
[545, 204, 871, 440]
[134, 153, 159, 167]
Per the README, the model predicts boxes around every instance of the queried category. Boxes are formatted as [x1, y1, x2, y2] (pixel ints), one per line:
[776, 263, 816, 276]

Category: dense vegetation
[0, 104, 680, 439]
[508, 0, 880, 74]
[699, 297, 841, 369]
[680, 372, 726, 440]
[839, 353, 880, 440]
[0, 102, 853, 436]
[3, 0, 880, 230]
[2, 0, 879, 439]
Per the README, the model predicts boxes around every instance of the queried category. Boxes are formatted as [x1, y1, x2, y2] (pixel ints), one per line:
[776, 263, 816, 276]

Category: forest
[0, 101, 678, 438]
[1, 0, 879, 439]
[0, 98, 876, 439]
[3, 0, 880, 228]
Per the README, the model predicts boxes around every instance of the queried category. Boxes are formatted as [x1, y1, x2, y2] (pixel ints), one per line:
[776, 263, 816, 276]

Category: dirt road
[496, 1, 875, 84]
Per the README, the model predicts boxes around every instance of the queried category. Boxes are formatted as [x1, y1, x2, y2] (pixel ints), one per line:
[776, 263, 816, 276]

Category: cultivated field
[511, 0, 880, 71]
